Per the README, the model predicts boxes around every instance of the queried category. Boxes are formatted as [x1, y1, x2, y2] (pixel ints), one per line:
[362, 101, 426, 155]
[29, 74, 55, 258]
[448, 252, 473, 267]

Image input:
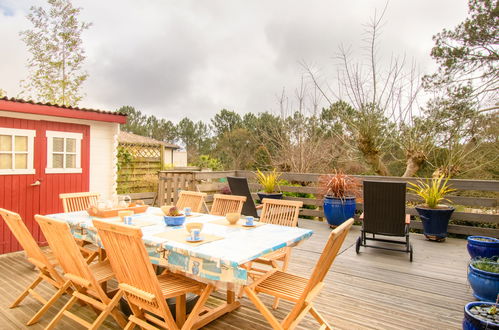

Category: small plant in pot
[408, 175, 455, 241]
[319, 170, 361, 228]
[255, 168, 283, 202]
[468, 257, 499, 303]
[463, 296, 499, 329]
[468, 236, 499, 260]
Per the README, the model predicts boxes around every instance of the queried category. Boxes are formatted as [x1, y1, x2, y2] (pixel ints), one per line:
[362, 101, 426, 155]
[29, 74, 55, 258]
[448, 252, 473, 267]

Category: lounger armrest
[359, 212, 364, 220]
[256, 204, 263, 209]
[405, 214, 411, 224]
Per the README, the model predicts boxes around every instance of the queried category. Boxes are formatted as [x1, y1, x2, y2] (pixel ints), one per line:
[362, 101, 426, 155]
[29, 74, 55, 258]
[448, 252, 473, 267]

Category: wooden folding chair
[0, 208, 67, 325]
[246, 199, 303, 308]
[60, 192, 101, 261]
[35, 215, 127, 330]
[210, 194, 247, 216]
[176, 191, 207, 213]
[244, 218, 353, 330]
[93, 219, 214, 329]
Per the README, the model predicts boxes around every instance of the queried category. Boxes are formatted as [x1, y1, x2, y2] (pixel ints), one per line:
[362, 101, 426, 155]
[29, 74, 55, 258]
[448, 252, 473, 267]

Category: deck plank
[0, 220, 469, 329]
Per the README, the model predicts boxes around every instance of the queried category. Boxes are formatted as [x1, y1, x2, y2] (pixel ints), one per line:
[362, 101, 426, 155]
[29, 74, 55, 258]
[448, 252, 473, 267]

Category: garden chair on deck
[0, 208, 66, 326]
[60, 192, 100, 261]
[244, 198, 303, 309]
[35, 215, 127, 329]
[210, 194, 247, 216]
[176, 191, 207, 213]
[355, 181, 413, 261]
[244, 218, 354, 330]
[227, 176, 260, 217]
[93, 219, 213, 329]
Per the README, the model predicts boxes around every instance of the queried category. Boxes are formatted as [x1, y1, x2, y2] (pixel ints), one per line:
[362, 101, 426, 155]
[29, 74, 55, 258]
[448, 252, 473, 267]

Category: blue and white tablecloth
[48, 207, 313, 285]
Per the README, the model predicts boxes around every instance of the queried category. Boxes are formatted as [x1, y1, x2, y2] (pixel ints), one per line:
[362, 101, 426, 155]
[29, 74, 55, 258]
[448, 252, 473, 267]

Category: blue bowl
[164, 215, 186, 226]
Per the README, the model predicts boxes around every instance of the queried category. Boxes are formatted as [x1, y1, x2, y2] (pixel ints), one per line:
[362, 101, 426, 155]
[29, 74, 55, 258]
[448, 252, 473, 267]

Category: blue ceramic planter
[463, 302, 499, 330]
[468, 236, 499, 259]
[323, 196, 356, 227]
[468, 262, 499, 302]
[164, 215, 186, 226]
[257, 192, 283, 203]
[415, 206, 454, 240]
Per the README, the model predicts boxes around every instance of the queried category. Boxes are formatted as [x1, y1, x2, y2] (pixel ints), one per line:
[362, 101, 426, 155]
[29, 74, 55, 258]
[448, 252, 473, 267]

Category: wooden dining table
[47, 207, 313, 328]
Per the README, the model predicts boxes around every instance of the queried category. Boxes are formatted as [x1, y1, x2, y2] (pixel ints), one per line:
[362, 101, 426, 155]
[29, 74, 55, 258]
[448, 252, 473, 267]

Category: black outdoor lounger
[227, 176, 259, 218]
[356, 180, 413, 262]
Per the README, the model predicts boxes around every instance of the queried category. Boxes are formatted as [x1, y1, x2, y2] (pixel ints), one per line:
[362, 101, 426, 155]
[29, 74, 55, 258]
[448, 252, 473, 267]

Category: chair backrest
[227, 176, 258, 217]
[176, 191, 206, 213]
[210, 194, 247, 216]
[259, 198, 303, 227]
[300, 218, 353, 300]
[363, 181, 407, 236]
[60, 192, 100, 213]
[35, 215, 107, 298]
[93, 220, 173, 320]
[0, 209, 58, 276]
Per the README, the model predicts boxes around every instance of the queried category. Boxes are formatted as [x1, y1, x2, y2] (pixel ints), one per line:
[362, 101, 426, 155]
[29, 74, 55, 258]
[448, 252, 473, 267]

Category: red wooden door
[0, 117, 90, 254]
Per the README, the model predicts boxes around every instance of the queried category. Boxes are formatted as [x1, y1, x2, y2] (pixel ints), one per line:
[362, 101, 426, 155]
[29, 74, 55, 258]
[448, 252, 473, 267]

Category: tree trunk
[365, 152, 389, 176]
[402, 152, 426, 177]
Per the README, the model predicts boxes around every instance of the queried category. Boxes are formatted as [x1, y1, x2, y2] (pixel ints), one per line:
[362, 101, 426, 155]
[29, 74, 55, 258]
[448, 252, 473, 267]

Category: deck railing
[156, 170, 499, 237]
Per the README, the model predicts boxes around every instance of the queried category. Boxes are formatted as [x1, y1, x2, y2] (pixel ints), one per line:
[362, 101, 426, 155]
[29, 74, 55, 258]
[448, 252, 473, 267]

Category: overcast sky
[0, 0, 468, 122]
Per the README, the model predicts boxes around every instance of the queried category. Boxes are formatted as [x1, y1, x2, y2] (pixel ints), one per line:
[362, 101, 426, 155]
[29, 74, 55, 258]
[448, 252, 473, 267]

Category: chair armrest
[405, 214, 411, 224]
[256, 204, 263, 209]
[359, 212, 364, 220]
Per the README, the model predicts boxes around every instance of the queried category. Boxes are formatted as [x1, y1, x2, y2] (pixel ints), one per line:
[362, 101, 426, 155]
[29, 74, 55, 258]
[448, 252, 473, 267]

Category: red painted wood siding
[0, 117, 90, 254]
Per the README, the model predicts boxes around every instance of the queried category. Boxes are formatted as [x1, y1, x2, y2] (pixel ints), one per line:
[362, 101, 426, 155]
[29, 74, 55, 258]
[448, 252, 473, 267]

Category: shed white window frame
[0, 128, 36, 175]
[45, 131, 83, 174]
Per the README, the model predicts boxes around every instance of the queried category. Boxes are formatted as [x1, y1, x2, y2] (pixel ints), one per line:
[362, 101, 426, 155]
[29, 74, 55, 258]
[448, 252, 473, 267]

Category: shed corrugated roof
[118, 131, 180, 149]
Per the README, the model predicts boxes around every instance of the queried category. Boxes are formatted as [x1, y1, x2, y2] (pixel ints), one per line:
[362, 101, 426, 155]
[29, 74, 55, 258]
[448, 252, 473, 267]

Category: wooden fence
[156, 170, 499, 237]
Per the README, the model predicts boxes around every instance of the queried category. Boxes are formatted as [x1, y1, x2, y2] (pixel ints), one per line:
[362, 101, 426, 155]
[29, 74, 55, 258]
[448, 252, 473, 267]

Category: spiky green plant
[407, 175, 455, 209]
[255, 169, 282, 193]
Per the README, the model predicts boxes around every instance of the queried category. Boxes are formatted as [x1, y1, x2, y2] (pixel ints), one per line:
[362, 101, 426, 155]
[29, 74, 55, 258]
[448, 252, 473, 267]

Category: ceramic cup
[184, 207, 192, 216]
[191, 228, 201, 241]
[245, 216, 254, 226]
[118, 210, 134, 222]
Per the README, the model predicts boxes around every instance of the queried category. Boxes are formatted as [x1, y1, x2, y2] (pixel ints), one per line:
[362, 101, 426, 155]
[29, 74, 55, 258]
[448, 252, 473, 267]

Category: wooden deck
[0, 220, 470, 329]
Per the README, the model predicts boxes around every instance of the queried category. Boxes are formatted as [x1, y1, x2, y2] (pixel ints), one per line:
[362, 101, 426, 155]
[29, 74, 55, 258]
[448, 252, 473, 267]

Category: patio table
[47, 207, 313, 327]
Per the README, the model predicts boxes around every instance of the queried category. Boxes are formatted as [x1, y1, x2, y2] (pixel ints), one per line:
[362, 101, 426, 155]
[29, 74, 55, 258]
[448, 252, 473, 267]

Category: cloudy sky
[0, 0, 468, 121]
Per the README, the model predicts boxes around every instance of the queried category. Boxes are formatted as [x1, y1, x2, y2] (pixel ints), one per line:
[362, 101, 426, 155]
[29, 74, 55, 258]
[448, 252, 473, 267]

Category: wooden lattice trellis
[119, 143, 161, 160]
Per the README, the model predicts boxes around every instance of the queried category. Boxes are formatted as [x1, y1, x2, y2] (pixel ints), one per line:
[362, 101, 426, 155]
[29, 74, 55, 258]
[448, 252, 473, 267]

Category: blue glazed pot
[463, 302, 499, 330]
[164, 215, 186, 226]
[257, 192, 283, 203]
[468, 237, 499, 259]
[323, 196, 356, 227]
[468, 262, 499, 302]
[415, 206, 454, 240]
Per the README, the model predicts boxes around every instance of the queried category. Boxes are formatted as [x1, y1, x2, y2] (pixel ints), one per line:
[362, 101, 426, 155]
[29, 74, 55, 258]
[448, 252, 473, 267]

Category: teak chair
[35, 215, 127, 330]
[93, 220, 213, 329]
[176, 191, 207, 213]
[356, 181, 413, 261]
[247, 198, 303, 308]
[227, 176, 260, 217]
[210, 194, 247, 216]
[244, 218, 354, 330]
[60, 192, 100, 213]
[0, 208, 66, 326]
[60, 191, 101, 260]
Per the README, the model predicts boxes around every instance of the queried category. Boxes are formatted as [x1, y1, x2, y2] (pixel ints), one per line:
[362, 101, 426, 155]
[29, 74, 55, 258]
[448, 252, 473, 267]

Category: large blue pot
[257, 192, 283, 203]
[468, 262, 499, 302]
[323, 196, 356, 227]
[468, 236, 499, 259]
[415, 206, 454, 240]
[463, 302, 499, 330]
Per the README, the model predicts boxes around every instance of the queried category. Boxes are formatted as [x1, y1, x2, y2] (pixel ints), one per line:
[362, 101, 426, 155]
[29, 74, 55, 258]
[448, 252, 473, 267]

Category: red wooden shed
[0, 97, 126, 254]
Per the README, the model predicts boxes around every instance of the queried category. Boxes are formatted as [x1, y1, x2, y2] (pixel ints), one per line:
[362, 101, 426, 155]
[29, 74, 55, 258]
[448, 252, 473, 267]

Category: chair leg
[46, 291, 79, 330]
[10, 275, 43, 308]
[26, 280, 72, 325]
[244, 287, 283, 330]
[90, 289, 126, 329]
[176, 294, 186, 327]
[181, 284, 214, 330]
[272, 250, 291, 310]
[309, 306, 332, 329]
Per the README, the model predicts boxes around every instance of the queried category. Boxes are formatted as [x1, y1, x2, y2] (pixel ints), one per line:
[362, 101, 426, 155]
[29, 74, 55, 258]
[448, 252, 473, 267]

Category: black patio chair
[227, 176, 259, 218]
[356, 181, 413, 261]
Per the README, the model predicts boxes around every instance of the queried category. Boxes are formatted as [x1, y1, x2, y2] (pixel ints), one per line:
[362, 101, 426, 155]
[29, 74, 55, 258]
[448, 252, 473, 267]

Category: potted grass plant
[408, 175, 455, 241]
[255, 168, 283, 202]
[319, 170, 361, 228]
[468, 257, 499, 303]
[468, 237, 499, 259]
